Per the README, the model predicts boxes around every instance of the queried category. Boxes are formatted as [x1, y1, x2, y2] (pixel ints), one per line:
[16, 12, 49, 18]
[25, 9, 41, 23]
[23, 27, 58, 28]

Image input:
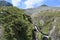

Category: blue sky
[6, 0, 60, 9]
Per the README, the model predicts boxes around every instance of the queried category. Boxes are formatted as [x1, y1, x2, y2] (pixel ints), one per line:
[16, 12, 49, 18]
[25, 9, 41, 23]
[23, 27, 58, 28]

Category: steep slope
[24, 4, 60, 40]
[0, 7, 33, 40]
[31, 7, 60, 40]
[0, 1, 13, 6]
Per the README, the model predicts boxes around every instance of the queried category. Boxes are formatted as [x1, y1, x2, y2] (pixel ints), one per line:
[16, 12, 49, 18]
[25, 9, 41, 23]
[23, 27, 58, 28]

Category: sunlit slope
[31, 9, 60, 40]
[25, 6, 60, 15]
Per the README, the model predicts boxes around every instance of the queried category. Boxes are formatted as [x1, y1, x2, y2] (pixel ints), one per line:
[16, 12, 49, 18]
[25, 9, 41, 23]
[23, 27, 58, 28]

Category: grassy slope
[0, 7, 33, 40]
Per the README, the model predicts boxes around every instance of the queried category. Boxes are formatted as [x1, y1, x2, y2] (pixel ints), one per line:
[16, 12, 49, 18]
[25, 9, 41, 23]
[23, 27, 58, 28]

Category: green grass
[0, 7, 34, 40]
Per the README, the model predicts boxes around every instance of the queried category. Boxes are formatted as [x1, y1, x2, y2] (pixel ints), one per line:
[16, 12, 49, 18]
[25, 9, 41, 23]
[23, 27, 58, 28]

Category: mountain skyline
[5, 0, 60, 9]
[0, 0, 13, 6]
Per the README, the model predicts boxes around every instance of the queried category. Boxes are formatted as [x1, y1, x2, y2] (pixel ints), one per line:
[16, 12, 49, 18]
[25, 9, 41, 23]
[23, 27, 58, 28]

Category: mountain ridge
[0, 1, 13, 6]
[25, 5, 60, 15]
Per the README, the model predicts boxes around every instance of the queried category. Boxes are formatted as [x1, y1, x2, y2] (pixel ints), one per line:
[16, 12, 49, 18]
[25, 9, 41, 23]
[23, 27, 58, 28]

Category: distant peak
[40, 4, 48, 7]
[0, 0, 13, 6]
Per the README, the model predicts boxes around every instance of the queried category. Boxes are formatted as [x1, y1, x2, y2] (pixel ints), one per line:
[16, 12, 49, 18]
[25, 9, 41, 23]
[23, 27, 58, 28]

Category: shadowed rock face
[0, 1, 13, 6]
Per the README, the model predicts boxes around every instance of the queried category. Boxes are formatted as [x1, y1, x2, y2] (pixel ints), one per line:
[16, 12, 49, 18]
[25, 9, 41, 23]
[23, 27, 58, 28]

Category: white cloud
[12, 0, 44, 9]
[24, 0, 44, 8]
[12, 0, 21, 6]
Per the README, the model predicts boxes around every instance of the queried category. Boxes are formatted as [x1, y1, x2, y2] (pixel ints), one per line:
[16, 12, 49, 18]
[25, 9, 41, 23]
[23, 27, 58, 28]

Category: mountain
[25, 4, 60, 15]
[0, 7, 33, 40]
[0, 1, 13, 6]
[40, 4, 48, 7]
[25, 4, 60, 40]
[0, 3, 60, 40]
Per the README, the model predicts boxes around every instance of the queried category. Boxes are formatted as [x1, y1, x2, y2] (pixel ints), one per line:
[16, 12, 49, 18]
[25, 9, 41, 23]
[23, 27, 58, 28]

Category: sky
[6, 0, 60, 9]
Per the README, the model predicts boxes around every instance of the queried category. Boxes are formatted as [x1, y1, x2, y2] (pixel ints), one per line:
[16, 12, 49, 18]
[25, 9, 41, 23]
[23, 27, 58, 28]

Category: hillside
[0, 1, 13, 6]
[0, 3, 60, 40]
[0, 7, 33, 40]
[28, 5, 60, 40]
[25, 5, 60, 15]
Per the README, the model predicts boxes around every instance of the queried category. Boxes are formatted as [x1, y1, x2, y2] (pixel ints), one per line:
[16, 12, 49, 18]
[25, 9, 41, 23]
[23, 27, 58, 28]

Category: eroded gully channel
[32, 18, 57, 40]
